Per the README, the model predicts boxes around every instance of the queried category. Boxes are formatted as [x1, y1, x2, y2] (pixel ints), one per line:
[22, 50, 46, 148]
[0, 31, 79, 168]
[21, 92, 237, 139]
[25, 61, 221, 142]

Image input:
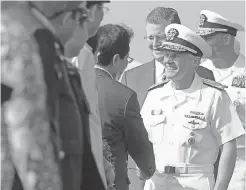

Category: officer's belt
[156, 164, 214, 174]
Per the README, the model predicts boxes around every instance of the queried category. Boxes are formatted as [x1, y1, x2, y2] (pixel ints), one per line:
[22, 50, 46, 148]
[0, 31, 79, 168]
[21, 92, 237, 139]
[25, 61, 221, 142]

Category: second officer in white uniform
[197, 10, 245, 190]
[141, 24, 245, 190]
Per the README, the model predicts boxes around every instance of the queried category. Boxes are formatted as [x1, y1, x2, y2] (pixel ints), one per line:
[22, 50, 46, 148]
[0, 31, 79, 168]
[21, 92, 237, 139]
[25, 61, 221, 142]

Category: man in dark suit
[121, 7, 215, 108]
[94, 24, 156, 190]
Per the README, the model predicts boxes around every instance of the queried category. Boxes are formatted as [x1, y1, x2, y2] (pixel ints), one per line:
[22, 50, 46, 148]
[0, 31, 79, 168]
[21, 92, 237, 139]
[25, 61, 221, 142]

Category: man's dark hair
[96, 24, 134, 66]
[87, 35, 98, 54]
[86, 1, 110, 9]
[146, 7, 181, 24]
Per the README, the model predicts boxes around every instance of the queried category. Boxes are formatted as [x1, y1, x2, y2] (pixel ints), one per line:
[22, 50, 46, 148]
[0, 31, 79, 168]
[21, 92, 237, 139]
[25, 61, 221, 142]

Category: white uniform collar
[163, 73, 202, 100]
[94, 65, 114, 79]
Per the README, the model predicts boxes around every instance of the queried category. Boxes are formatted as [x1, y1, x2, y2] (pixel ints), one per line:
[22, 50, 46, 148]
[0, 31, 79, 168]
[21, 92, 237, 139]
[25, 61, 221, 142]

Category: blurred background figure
[1, 1, 103, 190]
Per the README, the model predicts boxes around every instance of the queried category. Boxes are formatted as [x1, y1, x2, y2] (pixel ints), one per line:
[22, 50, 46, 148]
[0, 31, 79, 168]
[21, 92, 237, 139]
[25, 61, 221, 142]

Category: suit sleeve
[124, 92, 156, 179]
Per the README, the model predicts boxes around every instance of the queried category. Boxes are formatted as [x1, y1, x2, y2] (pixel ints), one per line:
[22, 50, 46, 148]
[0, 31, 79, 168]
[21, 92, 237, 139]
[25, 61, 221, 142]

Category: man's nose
[163, 57, 173, 66]
[153, 37, 162, 48]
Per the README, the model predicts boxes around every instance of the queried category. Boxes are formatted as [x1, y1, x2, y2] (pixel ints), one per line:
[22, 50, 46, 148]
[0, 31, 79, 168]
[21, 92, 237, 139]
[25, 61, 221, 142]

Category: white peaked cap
[160, 24, 212, 58]
[197, 10, 244, 36]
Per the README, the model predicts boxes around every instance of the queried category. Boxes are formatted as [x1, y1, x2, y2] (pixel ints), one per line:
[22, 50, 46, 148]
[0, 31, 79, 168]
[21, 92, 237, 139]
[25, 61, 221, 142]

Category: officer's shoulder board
[203, 79, 228, 91]
[148, 79, 170, 91]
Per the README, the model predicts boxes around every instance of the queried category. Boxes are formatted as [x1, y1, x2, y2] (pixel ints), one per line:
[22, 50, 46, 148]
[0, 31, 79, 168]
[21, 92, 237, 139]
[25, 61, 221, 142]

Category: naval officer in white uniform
[141, 23, 245, 190]
[197, 10, 245, 190]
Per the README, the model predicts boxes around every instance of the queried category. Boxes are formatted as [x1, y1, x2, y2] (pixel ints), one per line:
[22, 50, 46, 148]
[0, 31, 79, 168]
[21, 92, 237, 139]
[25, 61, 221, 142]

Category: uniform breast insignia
[190, 111, 204, 116]
[231, 74, 246, 88]
[203, 79, 228, 90]
[185, 115, 205, 122]
[151, 109, 164, 115]
[148, 79, 170, 91]
[188, 120, 200, 125]
[185, 111, 206, 124]
[188, 137, 196, 145]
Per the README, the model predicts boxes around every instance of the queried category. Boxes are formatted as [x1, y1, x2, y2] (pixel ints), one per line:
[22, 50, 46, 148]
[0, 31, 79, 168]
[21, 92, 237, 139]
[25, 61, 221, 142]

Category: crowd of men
[1, 1, 245, 190]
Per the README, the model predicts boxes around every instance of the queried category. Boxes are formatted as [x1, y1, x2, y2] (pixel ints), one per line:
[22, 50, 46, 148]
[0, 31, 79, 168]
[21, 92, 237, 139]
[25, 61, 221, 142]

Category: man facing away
[197, 10, 246, 190]
[141, 23, 245, 190]
[121, 7, 215, 109]
[94, 24, 156, 190]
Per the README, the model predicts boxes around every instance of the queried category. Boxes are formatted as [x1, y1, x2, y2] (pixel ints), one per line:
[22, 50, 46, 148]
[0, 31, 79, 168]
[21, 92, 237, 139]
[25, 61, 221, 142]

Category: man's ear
[112, 54, 120, 66]
[223, 33, 232, 46]
[193, 56, 201, 67]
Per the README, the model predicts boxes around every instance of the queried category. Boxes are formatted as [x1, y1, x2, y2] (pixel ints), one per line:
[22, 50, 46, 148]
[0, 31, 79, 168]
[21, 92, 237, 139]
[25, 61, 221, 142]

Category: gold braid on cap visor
[197, 27, 228, 36]
[159, 41, 198, 55]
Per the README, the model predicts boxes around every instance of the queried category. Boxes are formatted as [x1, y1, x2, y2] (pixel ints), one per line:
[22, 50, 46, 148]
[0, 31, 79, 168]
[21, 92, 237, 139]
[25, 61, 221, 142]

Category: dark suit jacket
[95, 68, 156, 190]
[121, 59, 215, 108]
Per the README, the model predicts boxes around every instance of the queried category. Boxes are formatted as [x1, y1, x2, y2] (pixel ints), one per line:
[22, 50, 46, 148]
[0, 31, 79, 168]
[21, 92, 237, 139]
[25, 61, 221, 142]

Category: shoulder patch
[148, 79, 170, 91]
[203, 79, 228, 91]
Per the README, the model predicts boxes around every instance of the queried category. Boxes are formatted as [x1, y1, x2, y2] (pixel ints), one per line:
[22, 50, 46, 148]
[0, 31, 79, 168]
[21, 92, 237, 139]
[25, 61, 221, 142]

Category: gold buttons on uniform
[190, 132, 195, 136]
[233, 100, 240, 107]
[188, 137, 195, 145]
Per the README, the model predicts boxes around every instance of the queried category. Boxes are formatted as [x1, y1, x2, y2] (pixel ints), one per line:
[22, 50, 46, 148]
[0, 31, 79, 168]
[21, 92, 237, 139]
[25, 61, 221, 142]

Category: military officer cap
[197, 10, 244, 37]
[160, 23, 212, 58]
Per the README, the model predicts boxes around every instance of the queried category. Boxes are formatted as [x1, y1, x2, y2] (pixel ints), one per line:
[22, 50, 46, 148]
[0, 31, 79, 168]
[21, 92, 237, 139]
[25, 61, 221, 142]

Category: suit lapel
[123, 59, 155, 108]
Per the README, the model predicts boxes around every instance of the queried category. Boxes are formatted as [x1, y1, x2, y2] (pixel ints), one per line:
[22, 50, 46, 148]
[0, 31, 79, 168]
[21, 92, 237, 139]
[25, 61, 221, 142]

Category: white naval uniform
[141, 73, 245, 190]
[201, 55, 246, 190]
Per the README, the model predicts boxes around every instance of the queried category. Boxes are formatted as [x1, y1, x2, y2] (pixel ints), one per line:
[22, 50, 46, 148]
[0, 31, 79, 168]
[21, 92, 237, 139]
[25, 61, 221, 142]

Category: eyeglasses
[144, 33, 166, 41]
